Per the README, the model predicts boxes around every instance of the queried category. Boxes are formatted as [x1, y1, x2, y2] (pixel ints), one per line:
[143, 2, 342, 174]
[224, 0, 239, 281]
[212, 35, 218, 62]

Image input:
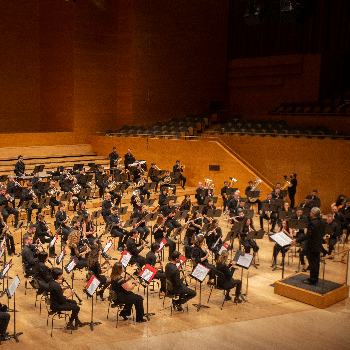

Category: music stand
[207, 209, 222, 218]
[270, 232, 293, 278]
[202, 223, 210, 233]
[191, 205, 204, 214]
[173, 226, 185, 249]
[115, 174, 127, 183]
[191, 264, 210, 312]
[144, 198, 155, 207]
[98, 175, 109, 183]
[279, 211, 292, 220]
[144, 182, 156, 192]
[280, 190, 288, 198]
[311, 198, 321, 208]
[246, 229, 265, 268]
[38, 182, 49, 192]
[0, 175, 7, 182]
[164, 196, 177, 205]
[83, 276, 102, 331]
[73, 164, 84, 172]
[123, 218, 138, 229]
[302, 207, 311, 217]
[243, 209, 254, 219]
[226, 188, 238, 197]
[119, 206, 128, 216]
[246, 190, 260, 202]
[275, 199, 284, 207]
[38, 197, 50, 209]
[233, 250, 253, 301]
[203, 196, 218, 205]
[261, 203, 277, 233]
[59, 193, 70, 202]
[91, 210, 101, 228]
[80, 188, 92, 198]
[139, 264, 158, 320]
[289, 219, 307, 232]
[33, 165, 45, 173]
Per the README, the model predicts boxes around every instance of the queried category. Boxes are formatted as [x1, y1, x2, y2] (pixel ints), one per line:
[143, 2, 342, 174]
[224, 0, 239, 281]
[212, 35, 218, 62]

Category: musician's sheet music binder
[233, 250, 253, 269]
[270, 232, 293, 247]
[190, 263, 209, 282]
[120, 250, 132, 267]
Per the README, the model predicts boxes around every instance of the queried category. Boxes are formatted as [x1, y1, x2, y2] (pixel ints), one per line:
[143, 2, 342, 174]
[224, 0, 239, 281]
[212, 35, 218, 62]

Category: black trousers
[172, 285, 197, 305]
[150, 177, 160, 191]
[165, 219, 181, 236]
[178, 173, 186, 188]
[52, 299, 80, 323]
[5, 233, 15, 254]
[259, 212, 277, 230]
[156, 237, 176, 258]
[289, 192, 296, 209]
[221, 278, 242, 298]
[241, 238, 259, 254]
[1, 206, 19, 227]
[307, 251, 320, 284]
[115, 292, 144, 322]
[130, 255, 146, 268]
[0, 311, 10, 335]
[136, 225, 150, 241]
[27, 202, 41, 222]
[154, 271, 166, 292]
[110, 228, 127, 248]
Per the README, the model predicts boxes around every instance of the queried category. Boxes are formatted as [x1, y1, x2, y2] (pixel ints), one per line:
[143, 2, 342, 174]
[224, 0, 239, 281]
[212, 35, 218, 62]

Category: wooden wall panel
[228, 54, 322, 116]
[0, 0, 40, 132]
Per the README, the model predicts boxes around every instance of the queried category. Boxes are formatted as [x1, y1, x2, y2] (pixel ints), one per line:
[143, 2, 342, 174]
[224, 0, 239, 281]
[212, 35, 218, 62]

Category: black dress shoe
[0, 333, 10, 341]
[67, 322, 78, 330]
[75, 320, 85, 327]
[136, 318, 147, 323]
[234, 297, 243, 303]
[302, 279, 317, 286]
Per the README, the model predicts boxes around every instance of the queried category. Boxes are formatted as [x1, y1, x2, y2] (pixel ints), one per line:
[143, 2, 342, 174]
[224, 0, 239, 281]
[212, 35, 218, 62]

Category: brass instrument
[114, 157, 122, 165]
[66, 173, 74, 181]
[324, 233, 330, 246]
[105, 181, 117, 193]
[132, 190, 142, 205]
[248, 177, 262, 202]
[179, 164, 185, 170]
[71, 184, 81, 195]
[228, 177, 238, 188]
[47, 186, 60, 197]
[133, 179, 145, 189]
[281, 175, 291, 190]
[204, 178, 215, 190]
[154, 165, 161, 170]
[15, 180, 22, 188]
[159, 176, 171, 187]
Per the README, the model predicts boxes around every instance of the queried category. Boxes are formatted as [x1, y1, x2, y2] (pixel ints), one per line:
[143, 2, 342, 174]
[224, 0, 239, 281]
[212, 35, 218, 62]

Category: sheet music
[0, 247, 5, 259]
[103, 239, 113, 253]
[218, 243, 228, 255]
[0, 260, 13, 278]
[176, 255, 186, 268]
[158, 238, 166, 252]
[86, 276, 100, 296]
[7, 275, 20, 298]
[236, 254, 253, 269]
[0, 237, 5, 249]
[270, 231, 293, 247]
[56, 248, 65, 265]
[120, 251, 132, 268]
[191, 263, 210, 282]
[65, 259, 76, 274]
[50, 234, 58, 248]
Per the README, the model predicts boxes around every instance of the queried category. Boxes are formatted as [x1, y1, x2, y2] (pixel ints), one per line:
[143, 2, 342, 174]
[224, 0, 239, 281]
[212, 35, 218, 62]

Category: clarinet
[62, 277, 83, 304]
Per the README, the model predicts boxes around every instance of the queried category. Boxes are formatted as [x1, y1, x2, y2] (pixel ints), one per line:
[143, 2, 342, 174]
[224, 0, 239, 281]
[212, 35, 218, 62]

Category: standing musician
[192, 235, 216, 280]
[259, 193, 277, 233]
[240, 217, 259, 255]
[126, 229, 147, 268]
[131, 205, 150, 242]
[102, 193, 113, 222]
[110, 262, 146, 323]
[77, 201, 88, 217]
[68, 177, 85, 212]
[272, 220, 293, 267]
[202, 198, 216, 224]
[149, 162, 161, 192]
[0, 186, 19, 228]
[165, 251, 196, 311]
[159, 199, 182, 238]
[188, 211, 203, 235]
[291, 207, 325, 285]
[0, 214, 16, 256]
[22, 234, 40, 275]
[153, 215, 176, 260]
[109, 146, 119, 169]
[245, 181, 262, 212]
[58, 169, 71, 193]
[206, 219, 223, 257]
[324, 214, 341, 256]
[95, 165, 106, 198]
[184, 227, 196, 259]
[107, 206, 129, 251]
[160, 170, 176, 195]
[35, 213, 56, 258]
[67, 229, 90, 269]
[19, 182, 41, 223]
[216, 251, 242, 303]
[6, 176, 20, 208]
[124, 148, 136, 171]
[300, 195, 313, 210]
[81, 213, 96, 246]
[55, 203, 71, 241]
[158, 188, 168, 207]
[131, 188, 144, 212]
[87, 244, 112, 300]
[104, 175, 122, 207]
[49, 267, 84, 330]
[14, 155, 26, 177]
[195, 182, 205, 205]
[340, 198, 350, 243]
[287, 173, 297, 209]
[221, 181, 229, 212]
[227, 190, 240, 218]
[46, 181, 60, 218]
[34, 251, 52, 292]
[145, 242, 166, 292]
[173, 160, 186, 190]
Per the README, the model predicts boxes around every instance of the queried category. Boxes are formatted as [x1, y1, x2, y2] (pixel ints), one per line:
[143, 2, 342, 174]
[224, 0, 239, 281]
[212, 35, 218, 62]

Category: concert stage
[274, 272, 349, 309]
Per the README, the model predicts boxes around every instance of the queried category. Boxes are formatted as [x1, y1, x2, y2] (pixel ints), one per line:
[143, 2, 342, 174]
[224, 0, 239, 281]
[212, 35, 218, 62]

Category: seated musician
[49, 267, 84, 330]
[131, 188, 144, 212]
[26, 223, 37, 237]
[159, 199, 181, 238]
[310, 189, 321, 208]
[245, 181, 262, 211]
[46, 181, 60, 218]
[149, 162, 161, 192]
[68, 177, 84, 212]
[55, 203, 71, 241]
[153, 215, 176, 260]
[58, 169, 71, 194]
[35, 213, 56, 258]
[19, 182, 41, 223]
[202, 199, 216, 224]
[158, 188, 168, 207]
[180, 194, 191, 221]
[114, 164, 130, 190]
[165, 251, 196, 311]
[95, 165, 105, 198]
[110, 261, 146, 323]
[188, 211, 203, 235]
[107, 206, 128, 251]
[0, 214, 15, 256]
[70, 217, 81, 234]
[259, 193, 277, 232]
[81, 213, 96, 246]
[77, 201, 88, 217]
[332, 205, 346, 237]
[278, 201, 292, 225]
[0, 303, 11, 341]
[131, 205, 150, 242]
[32, 172, 46, 200]
[6, 176, 20, 208]
[160, 170, 176, 195]
[272, 220, 293, 267]
[221, 181, 229, 212]
[22, 234, 40, 275]
[216, 250, 242, 303]
[14, 155, 25, 177]
[126, 229, 147, 268]
[109, 146, 119, 169]
[340, 198, 350, 243]
[227, 190, 240, 218]
[76, 168, 91, 197]
[137, 173, 150, 199]
[240, 217, 259, 255]
[184, 227, 196, 259]
[133, 163, 143, 183]
[145, 242, 166, 292]
[195, 182, 204, 205]
[67, 229, 90, 269]
[272, 187, 283, 200]
[206, 219, 223, 257]
[104, 175, 122, 206]
[192, 235, 216, 280]
[0, 186, 19, 228]
[324, 214, 341, 256]
[173, 160, 186, 190]
[300, 195, 313, 210]
[102, 193, 113, 222]
[87, 244, 112, 300]
[34, 251, 52, 292]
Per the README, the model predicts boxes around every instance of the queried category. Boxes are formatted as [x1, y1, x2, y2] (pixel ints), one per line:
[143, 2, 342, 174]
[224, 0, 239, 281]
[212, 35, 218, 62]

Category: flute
[62, 277, 82, 304]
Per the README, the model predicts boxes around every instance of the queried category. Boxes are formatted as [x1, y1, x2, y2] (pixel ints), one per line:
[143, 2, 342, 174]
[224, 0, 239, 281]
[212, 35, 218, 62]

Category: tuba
[248, 177, 262, 202]
[228, 177, 238, 188]
[105, 181, 116, 193]
[204, 178, 215, 189]
[71, 184, 81, 195]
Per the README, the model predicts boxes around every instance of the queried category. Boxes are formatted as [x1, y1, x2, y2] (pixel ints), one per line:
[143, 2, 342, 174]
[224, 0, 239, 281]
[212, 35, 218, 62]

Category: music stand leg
[89, 295, 102, 331]
[9, 292, 23, 342]
[144, 285, 155, 321]
[192, 281, 210, 312]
